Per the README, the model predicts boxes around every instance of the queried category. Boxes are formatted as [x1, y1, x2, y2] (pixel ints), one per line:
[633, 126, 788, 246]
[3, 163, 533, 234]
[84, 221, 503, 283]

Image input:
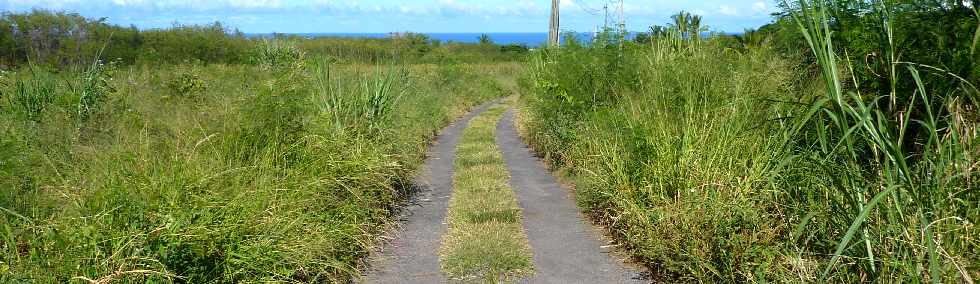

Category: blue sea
[247, 33, 616, 46]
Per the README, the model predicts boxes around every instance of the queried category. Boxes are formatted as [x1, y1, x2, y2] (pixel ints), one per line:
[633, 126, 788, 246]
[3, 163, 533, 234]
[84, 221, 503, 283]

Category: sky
[0, 0, 780, 33]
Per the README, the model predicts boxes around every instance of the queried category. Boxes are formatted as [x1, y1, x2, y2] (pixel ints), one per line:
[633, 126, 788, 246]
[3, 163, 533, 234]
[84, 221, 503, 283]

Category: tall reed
[787, 0, 977, 281]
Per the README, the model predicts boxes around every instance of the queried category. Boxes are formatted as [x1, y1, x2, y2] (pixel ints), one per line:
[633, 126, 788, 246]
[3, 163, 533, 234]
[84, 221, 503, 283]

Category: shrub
[251, 38, 304, 70]
[0, 70, 8, 106]
[0, 11, 251, 67]
[166, 72, 206, 98]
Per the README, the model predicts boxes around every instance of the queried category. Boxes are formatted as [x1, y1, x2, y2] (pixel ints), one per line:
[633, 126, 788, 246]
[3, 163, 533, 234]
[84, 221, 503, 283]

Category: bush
[251, 38, 304, 70]
[166, 72, 207, 98]
[311, 64, 405, 135]
[521, 38, 794, 281]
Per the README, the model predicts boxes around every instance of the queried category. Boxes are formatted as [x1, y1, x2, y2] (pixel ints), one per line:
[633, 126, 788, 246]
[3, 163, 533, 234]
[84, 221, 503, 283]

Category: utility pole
[614, 0, 624, 46]
[549, 0, 560, 47]
[603, 4, 609, 30]
[618, 0, 625, 33]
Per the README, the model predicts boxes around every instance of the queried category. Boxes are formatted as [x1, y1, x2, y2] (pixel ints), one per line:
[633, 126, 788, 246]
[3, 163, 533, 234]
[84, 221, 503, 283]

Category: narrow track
[364, 104, 647, 283]
[363, 102, 494, 284]
[496, 110, 648, 283]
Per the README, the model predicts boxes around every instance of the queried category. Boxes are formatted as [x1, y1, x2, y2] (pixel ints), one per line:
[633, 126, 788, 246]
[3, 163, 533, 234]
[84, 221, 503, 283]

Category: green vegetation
[0, 16, 520, 281]
[440, 103, 534, 282]
[0, 10, 251, 66]
[521, 1, 978, 283]
[0, 10, 528, 68]
[296, 33, 529, 64]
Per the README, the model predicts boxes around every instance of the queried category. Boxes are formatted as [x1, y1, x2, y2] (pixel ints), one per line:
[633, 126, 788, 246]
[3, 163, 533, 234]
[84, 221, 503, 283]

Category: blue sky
[1, 0, 780, 33]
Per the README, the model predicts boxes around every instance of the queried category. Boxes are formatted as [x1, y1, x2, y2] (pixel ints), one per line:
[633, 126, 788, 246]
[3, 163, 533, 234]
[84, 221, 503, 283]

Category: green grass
[787, 1, 978, 282]
[0, 42, 514, 282]
[521, 36, 795, 282]
[517, 8, 978, 283]
[440, 103, 534, 282]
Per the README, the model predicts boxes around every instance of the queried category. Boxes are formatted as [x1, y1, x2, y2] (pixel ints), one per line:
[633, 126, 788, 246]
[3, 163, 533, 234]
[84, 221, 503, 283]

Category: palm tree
[670, 11, 707, 41]
[478, 34, 493, 45]
[671, 12, 689, 39]
[690, 14, 704, 41]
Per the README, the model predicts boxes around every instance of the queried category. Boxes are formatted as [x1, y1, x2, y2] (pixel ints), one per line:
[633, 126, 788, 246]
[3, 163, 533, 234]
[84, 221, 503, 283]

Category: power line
[571, 0, 603, 16]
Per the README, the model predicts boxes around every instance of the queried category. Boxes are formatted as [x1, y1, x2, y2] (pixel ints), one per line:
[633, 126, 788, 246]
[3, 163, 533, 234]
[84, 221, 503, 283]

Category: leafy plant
[311, 60, 405, 136]
[166, 71, 206, 98]
[75, 59, 117, 120]
[9, 70, 56, 122]
[787, 0, 977, 281]
[478, 34, 493, 45]
[251, 38, 304, 70]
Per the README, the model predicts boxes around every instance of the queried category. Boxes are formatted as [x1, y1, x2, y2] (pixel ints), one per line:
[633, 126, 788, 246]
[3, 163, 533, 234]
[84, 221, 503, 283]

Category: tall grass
[518, 3, 978, 282]
[0, 54, 509, 282]
[310, 59, 404, 135]
[786, 0, 978, 281]
[521, 35, 796, 281]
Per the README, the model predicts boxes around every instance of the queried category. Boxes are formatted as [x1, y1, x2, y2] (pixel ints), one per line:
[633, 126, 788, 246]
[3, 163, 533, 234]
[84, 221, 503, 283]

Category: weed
[787, 0, 978, 281]
[251, 38, 305, 70]
[311, 60, 406, 136]
[166, 71, 206, 98]
[75, 60, 117, 120]
[9, 70, 56, 122]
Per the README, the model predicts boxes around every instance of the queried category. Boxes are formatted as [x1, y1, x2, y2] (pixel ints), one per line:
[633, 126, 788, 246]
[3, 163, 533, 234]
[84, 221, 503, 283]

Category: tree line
[0, 10, 252, 67]
[0, 10, 532, 68]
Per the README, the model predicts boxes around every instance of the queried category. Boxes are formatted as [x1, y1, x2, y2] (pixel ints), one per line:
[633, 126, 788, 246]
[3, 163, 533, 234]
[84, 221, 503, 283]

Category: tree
[669, 11, 707, 40]
[633, 32, 651, 44]
[478, 34, 493, 46]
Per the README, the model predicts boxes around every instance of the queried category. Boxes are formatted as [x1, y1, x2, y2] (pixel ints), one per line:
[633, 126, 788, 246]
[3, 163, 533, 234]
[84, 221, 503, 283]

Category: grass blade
[821, 186, 895, 280]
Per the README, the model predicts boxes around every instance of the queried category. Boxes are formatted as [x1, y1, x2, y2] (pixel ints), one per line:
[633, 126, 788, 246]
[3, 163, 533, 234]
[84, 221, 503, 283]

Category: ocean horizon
[244, 32, 741, 46]
[245, 32, 620, 46]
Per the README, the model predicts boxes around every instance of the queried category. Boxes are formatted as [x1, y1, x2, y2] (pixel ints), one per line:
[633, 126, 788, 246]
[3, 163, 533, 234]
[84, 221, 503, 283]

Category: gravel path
[363, 102, 494, 284]
[496, 110, 649, 284]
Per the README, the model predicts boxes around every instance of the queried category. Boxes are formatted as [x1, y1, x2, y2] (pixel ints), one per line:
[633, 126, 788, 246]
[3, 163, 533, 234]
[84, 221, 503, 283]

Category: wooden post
[549, 0, 560, 47]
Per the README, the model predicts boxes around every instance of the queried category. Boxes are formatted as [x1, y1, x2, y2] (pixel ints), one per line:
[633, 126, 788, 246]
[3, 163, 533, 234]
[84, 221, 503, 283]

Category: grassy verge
[0, 41, 514, 282]
[520, 38, 794, 282]
[517, 9, 978, 282]
[440, 103, 534, 281]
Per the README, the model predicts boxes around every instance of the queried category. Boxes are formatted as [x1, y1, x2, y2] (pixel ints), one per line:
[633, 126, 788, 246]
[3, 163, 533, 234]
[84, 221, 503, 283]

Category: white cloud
[719, 5, 737, 16]
[2, 0, 783, 33]
[6, 0, 312, 11]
